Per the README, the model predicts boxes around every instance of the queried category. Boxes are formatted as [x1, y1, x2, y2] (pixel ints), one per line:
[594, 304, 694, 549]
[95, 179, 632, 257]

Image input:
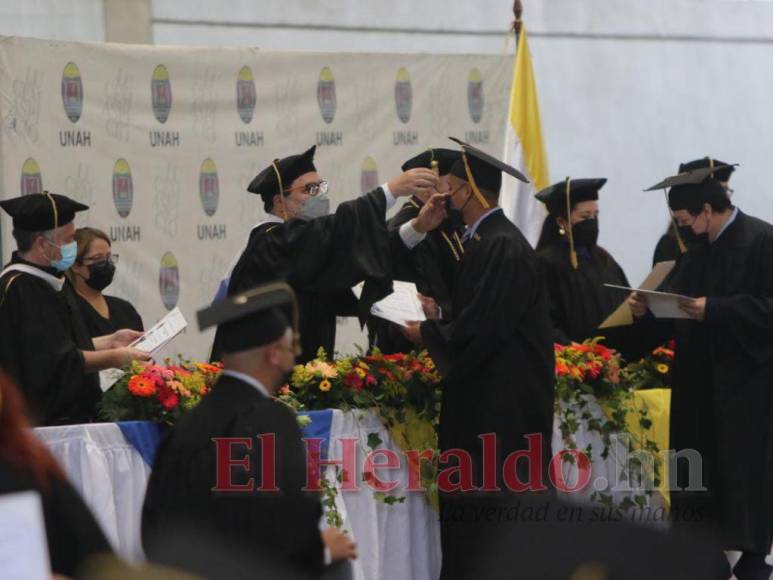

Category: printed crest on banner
[61, 62, 83, 123]
[360, 157, 379, 194]
[112, 158, 133, 218]
[159, 251, 180, 311]
[395, 67, 412, 124]
[20, 158, 43, 195]
[468, 68, 484, 124]
[151, 65, 173, 124]
[317, 67, 337, 124]
[199, 158, 219, 217]
[236, 66, 257, 124]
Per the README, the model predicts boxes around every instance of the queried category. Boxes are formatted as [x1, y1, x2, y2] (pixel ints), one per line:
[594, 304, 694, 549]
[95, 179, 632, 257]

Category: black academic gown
[420, 209, 555, 580]
[653, 230, 681, 266]
[370, 196, 464, 354]
[74, 293, 144, 338]
[629, 210, 773, 554]
[0, 255, 100, 425]
[537, 241, 630, 344]
[211, 189, 392, 363]
[0, 459, 112, 576]
[142, 373, 325, 578]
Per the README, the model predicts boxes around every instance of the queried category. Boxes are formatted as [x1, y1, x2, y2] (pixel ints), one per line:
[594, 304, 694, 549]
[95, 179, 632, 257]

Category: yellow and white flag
[500, 26, 550, 247]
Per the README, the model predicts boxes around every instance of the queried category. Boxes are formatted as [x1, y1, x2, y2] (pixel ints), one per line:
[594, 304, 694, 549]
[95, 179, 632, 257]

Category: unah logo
[360, 157, 379, 194]
[395, 67, 412, 124]
[159, 251, 180, 311]
[151, 65, 173, 124]
[467, 68, 484, 124]
[20, 158, 43, 195]
[61, 62, 83, 123]
[112, 158, 133, 218]
[236, 66, 257, 124]
[199, 158, 219, 217]
[317, 67, 337, 124]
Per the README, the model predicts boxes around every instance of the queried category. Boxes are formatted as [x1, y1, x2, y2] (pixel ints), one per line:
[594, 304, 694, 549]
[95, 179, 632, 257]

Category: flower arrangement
[622, 340, 675, 391]
[99, 359, 222, 425]
[554, 338, 662, 510]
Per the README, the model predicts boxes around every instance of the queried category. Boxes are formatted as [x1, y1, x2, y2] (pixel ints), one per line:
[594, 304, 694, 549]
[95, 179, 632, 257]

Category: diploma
[599, 260, 676, 328]
[0, 492, 51, 580]
[603, 284, 692, 320]
[352, 281, 426, 327]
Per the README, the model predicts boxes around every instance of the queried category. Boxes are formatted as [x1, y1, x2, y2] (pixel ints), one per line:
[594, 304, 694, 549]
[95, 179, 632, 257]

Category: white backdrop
[0, 36, 511, 359]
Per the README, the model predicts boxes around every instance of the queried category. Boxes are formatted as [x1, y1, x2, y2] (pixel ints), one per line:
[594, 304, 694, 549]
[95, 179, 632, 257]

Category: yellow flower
[319, 379, 332, 392]
[656, 364, 669, 374]
[358, 361, 370, 371]
[355, 368, 366, 378]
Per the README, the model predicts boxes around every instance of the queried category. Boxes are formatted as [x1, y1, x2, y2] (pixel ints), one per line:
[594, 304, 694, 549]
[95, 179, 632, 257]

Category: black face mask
[572, 218, 599, 248]
[678, 223, 709, 247]
[85, 260, 116, 291]
[444, 196, 465, 230]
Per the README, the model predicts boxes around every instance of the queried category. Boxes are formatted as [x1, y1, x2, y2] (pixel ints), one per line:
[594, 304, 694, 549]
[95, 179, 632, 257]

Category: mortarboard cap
[246, 146, 317, 208]
[448, 137, 528, 208]
[198, 281, 299, 355]
[679, 157, 737, 183]
[644, 166, 717, 192]
[535, 178, 607, 216]
[0, 191, 88, 231]
[401, 148, 461, 175]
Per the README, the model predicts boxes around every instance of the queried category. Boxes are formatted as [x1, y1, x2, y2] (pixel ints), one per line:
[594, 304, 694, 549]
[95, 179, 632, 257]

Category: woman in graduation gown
[628, 174, 773, 580]
[210, 145, 442, 363]
[0, 371, 111, 576]
[535, 178, 630, 345]
[67, 227, 144, 338]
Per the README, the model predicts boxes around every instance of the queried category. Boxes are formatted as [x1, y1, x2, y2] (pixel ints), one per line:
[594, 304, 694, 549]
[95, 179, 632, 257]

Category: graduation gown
[74, 293, 144, 337]
[653, 231, 681, 266]
[0, 255, 100, 425]
[0, 459, 112, 576]
[630, 210, 773, 553]
[537, 241, 630, 344]
[211, 188, 392, 363]
[142, 373, 325, 578]
[370, 196, 464, 354]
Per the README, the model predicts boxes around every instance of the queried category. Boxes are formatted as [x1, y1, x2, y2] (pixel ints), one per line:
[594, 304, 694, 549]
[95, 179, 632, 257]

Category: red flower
[593, 344, 613, 361]
[365, 375, 377, 387]
[667, 339, 676, 350]
[156, 384, 179, 410]
[344, 372, 363, 391]
[383, 353, 406, 362]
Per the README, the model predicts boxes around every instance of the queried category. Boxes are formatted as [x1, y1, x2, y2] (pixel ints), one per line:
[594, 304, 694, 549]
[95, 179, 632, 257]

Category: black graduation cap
[643, 166, 716, 192]
[246, 146, 317, 207]
[679, 157, 738, 183]
[401, 148, 461, 175]
[535, 178, 607, 216]
[198, 281, 300, 355]
[447, 137, 528, 205]
[0, 191, 88, 231]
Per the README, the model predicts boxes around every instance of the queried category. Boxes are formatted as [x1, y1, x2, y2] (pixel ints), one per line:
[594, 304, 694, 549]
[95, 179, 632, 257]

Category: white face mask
[296, 194, 330, 221]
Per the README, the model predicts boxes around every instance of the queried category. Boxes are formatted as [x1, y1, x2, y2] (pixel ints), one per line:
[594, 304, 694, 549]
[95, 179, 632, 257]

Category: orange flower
[128, 375, 156, 397]
[555, 360, 571, 376]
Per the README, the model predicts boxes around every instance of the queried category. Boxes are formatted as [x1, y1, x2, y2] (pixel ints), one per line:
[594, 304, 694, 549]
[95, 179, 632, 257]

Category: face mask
[48, 240, 77, 272]
[571, 218, 599, 247]
[444, 196, 465, 229]
[296, 194, 330, 221]
[85, 260, 116, 291]
[680, 213, 710, 246]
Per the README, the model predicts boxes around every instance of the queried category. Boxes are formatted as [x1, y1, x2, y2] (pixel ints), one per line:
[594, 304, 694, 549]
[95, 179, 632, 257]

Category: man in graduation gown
[652, 157, 736, 266]
[629, 172, 773, 580]
[534, 178, 630, 344]
[211, 145, 444, 363]
[0, 192, 148, 425]
[369, 148, 465, 353]
[403, 140, 555, 580]
[143, 282, 356, 579]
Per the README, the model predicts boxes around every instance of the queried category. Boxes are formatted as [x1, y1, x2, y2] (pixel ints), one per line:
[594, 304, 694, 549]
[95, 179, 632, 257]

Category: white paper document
[130, 306, 188, 354]
[599, 260, 676, 328]
[603, 284, 692, 319]
[352, 281, 426, 327]
[100, 307, 188, 391]
[0, 492, 51, 580]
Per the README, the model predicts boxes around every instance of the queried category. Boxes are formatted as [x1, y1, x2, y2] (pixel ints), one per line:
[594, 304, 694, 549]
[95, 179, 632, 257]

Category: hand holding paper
[352, 281, 426, 327]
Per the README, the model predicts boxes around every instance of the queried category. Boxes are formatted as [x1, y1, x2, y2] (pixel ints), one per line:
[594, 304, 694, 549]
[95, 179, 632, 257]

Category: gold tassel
[565, 177, 578, 269]
[664, 190, 687, 254]
[271, 160, 288, 221]
[461, 151, 491, 210]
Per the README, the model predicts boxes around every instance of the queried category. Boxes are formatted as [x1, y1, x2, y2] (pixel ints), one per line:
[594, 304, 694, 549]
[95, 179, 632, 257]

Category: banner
[0, 37, 511, 359]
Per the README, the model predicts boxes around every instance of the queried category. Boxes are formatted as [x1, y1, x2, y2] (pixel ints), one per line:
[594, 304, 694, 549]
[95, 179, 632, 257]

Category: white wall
[0, 0, 103, 41]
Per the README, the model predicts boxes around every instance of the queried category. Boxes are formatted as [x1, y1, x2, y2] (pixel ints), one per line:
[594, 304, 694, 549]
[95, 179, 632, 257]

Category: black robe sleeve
[0, 274, 97, 425]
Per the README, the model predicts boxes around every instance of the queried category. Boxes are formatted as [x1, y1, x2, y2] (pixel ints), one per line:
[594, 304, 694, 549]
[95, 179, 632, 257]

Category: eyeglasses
[81, 254, 119, 266]
[284, 180, 328, 197]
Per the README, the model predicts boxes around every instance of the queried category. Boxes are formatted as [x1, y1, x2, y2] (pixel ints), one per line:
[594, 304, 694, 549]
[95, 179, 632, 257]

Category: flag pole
[513, 0, 523, 46]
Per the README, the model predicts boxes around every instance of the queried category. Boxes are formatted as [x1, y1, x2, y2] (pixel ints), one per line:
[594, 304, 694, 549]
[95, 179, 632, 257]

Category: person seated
[66, 227, 143, 338]
[143, 282, 356, 579]
[0, 370, 111, 576]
